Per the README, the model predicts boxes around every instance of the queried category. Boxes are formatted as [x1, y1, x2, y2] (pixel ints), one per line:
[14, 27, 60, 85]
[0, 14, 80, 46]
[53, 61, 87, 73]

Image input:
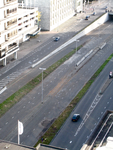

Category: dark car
[85, 16, 90, 20]
[109, 72, 113, 79]
[72, 114, 80, 122]
[93, 12, 96, 16]
[54, 37, 60, 41]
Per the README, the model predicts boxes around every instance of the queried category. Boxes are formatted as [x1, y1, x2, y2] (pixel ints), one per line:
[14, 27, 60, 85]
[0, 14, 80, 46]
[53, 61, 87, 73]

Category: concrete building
[18, 5, 38, 43]
[23, 0, 83, 31]
[0, 0, 19, 66]
[96, 137, 113, 150]
[0, 0, 38, 66]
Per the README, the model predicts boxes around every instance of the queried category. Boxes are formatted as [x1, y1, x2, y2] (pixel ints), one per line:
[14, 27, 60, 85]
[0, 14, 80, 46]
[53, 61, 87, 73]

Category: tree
[37, 11, 41, 27]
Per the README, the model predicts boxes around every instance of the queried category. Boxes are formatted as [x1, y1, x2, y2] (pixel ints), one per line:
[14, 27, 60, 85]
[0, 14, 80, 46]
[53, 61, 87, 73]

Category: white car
[109, 72, 113, 78]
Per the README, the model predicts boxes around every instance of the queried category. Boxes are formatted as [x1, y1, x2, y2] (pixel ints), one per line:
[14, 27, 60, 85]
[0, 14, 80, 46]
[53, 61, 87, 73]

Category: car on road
[109, 71, 113, 78]
[54, 37, 60, 41]
[92, 12, 96, 16]
[72, 114, 80, 122]
[85, 16, 90, 20]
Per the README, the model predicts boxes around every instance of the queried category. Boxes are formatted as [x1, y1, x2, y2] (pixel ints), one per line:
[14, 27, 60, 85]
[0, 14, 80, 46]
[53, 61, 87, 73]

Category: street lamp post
[39, 67, 46, 104]
[98, 23, 101, 48]
[75, 39, 79, 53]
[83, 1, 86, 12]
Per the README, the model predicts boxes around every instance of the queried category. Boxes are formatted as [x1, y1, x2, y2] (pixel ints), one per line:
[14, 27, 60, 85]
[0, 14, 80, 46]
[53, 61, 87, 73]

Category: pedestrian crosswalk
[0, 67, 28, 91]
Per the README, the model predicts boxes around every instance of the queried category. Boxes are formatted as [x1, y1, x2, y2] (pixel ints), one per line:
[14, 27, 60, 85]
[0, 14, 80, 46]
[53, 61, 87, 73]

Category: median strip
[34, 53, 113, 147]
[0, 45, 83, 118]
[0, 46, 112, 148]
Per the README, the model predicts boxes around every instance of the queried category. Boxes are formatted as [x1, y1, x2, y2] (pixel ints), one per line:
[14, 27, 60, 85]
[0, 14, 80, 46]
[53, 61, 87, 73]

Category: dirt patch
[38, 118, 56, 140]
[48, 76, 67, 96]
[41, 119, 53, 127]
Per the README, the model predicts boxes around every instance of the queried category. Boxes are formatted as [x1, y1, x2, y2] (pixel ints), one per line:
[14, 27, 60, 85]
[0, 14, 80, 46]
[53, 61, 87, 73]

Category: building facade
[23, 0, 83, 31]
[0, 0, 38, 66]
[0, 0, 19, 66]
[18, 4, 38, 43]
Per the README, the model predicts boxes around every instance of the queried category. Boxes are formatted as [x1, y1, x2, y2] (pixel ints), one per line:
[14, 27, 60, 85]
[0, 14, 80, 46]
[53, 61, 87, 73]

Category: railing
[6, 0, 17, 4]
[7, 11, 17, 17]
[7, 45, 19, 54]
[7, 21, 17, 29]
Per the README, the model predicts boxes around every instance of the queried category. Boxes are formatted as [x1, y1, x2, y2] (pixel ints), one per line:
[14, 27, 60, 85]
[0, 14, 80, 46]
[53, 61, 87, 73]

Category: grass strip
[0, 45, 82, 118]
[34, 53, 113, 146]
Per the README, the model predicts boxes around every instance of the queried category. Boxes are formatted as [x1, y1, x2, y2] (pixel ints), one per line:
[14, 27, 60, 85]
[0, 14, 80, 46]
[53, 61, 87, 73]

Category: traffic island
[99, 78, 113, 95]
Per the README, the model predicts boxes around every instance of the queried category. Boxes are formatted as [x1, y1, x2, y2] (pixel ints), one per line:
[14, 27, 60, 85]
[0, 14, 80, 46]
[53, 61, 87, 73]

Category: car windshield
[73, 115, 77, 118]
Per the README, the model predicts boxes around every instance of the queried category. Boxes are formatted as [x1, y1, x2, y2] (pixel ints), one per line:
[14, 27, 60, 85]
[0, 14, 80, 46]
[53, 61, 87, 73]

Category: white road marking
[70, 141, 72, 143]
[74, 94, 102, 136]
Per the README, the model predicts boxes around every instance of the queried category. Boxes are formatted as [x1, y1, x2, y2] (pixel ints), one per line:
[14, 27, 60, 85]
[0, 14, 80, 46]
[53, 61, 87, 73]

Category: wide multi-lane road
[0, 20, 113, 147]
[51, 50, 113, 150]
[0, 0, 113, 147]
[0, 0, 108, 93]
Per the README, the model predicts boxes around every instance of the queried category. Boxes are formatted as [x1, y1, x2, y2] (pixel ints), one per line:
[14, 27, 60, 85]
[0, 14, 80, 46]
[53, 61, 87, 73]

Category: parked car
[54, 37, 60, 41]
[72, 114, 80, 122]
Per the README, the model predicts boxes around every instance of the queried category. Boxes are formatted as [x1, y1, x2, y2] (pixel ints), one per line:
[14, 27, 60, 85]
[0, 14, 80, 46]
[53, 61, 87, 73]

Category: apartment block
[0, 0, 19, 66]
[23, 0, 83, 31]
[18, 5, 38, 43]
[0, 0, 38, 66]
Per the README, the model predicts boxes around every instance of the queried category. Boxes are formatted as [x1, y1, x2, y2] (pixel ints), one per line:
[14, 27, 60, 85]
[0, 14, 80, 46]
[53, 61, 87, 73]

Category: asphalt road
[50, 57, 113, 150]
[0, 20, 113, 147]
[0, 0, 108, 92]
[0, 0, 113, 148]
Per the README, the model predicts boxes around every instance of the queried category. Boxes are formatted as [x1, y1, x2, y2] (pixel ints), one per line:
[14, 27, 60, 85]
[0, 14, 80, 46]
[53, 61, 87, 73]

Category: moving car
[54, 37, 60, 41]
[109, 71, 113, 78]
[72, 114, 80, 122]
[93, 12, 96, 16]
[85, 16, 90, 20]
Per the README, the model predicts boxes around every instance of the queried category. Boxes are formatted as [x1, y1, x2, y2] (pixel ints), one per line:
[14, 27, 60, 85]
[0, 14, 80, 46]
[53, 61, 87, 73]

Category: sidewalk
[0, 0, 112, 147]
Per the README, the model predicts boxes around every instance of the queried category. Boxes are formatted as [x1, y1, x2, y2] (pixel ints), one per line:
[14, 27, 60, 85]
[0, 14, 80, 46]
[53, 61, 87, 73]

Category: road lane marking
[74, 94, 102, 136]
[70, 141, 72, 143]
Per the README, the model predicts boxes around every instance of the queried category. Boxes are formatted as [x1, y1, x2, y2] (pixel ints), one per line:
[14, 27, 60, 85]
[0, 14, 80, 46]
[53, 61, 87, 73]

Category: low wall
[68, 12, 109, 43]
[32, 13, 109, 68]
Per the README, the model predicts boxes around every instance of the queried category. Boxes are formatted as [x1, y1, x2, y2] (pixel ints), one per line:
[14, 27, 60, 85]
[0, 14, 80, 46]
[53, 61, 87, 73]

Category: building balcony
[6, 22, 17, 29]
[6, 33, 18, 42]
[1, 26, 18, 36]
[0, 44, 19, 58]
[0, 35, 19, 50]
[6, 0, 17, 5]
[7, 43, 18, 54]
[18, 22, 31, 29]
[7, 11, 17, 17]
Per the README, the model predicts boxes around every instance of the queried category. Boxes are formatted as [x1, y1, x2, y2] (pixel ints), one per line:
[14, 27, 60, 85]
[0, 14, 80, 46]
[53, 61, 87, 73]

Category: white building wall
[0, 0, 19, 65]
[0, 9, 4, 20]
[0, 0, 38, 65]
[0, 0, 4, 7]
[25, 0, 50, 30]
[0, 35, 5, 44]
[17, 7, 38, 42]
[0, 22, 4, 32]
[23, 0, 83, 31]
[50, 0, 75, 31]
